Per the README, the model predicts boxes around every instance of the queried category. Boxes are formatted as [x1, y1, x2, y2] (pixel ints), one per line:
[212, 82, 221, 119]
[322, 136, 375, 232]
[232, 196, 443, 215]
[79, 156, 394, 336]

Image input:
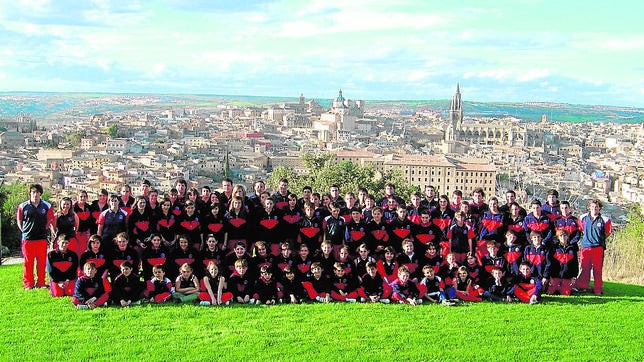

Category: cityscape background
[0, 87, 641, 226]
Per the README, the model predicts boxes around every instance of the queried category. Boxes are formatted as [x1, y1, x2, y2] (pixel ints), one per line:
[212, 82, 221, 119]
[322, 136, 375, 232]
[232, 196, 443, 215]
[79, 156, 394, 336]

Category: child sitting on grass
[418, 264, 451, 305]
[302, 262, 331, 303]
[358, 262, 390, 303]
[390, 265, 422, 306]
[73, 262, 110, 310]
[110, 260, 144, 307]
[330, 262, 359, 303]
[145, 264, 174, 304]
[483, 267, 513, 302]
[199, 261, 232, 306]
[173, 263, 200, 303]
[511, 261, 542, 304]
[228, 258, 254, 304]
[280, 266, 307, 304]
[450, 266, 483, 302]
[253, 265, 280, 305]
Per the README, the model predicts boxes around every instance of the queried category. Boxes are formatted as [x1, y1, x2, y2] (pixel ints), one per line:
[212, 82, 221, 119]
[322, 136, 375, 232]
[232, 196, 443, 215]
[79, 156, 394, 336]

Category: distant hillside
[1, 92, 643, 123]
[368, 99, 644, 123]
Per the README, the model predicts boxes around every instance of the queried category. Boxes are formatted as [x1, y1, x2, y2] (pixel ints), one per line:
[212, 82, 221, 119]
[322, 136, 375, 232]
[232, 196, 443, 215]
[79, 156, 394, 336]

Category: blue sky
[0, 0, 642, 107]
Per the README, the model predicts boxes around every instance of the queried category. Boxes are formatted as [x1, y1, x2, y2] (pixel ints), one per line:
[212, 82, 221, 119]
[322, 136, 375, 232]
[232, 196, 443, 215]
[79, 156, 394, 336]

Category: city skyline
[0, 1, 642, 107]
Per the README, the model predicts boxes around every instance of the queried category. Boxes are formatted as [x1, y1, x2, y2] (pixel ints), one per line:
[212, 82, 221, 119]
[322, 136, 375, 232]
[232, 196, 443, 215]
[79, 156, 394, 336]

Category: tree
[106, 124, 118, 138]
[376, 168, 419, 199]
[267, 166, 300, 192]
[66, 131, 85, 147]
[267, 152, 414, 199]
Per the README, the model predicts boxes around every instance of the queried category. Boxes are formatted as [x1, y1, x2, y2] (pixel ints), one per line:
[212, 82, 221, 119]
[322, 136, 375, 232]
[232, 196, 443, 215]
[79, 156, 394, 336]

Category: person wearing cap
[140, 179, 151, 199]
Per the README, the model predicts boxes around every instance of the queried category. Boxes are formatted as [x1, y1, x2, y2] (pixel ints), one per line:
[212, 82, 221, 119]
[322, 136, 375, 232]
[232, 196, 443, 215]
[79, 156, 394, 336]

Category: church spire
[447, 83, 463, 142]
[450, 83, 462, 112]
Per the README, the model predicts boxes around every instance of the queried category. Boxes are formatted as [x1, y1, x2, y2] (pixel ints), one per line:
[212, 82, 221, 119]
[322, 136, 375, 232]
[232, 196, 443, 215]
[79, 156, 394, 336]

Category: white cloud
[150, 64, 165, 76]
[17, 0, 50, 12]
[463, 68, 551, 83]
[408, 70, 430, 82]
[97, 59, 112, 72]
[573, 34, 644, 51]
[464, 69, 514, 81]
[517, 68, 549, 82]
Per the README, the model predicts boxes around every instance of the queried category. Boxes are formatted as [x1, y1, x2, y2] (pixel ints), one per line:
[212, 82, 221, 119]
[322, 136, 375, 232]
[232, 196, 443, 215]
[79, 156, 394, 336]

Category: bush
[1, 182, 50, 251]
[604, 209, 644, 285]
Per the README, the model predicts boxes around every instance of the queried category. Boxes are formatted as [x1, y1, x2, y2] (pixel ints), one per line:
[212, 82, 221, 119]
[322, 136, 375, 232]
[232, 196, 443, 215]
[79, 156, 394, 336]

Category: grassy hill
[1, 264, 642, 361]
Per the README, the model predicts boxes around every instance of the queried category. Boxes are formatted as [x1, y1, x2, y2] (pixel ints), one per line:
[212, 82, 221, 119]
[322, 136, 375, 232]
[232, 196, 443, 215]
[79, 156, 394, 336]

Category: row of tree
[266, 153, 418, 199]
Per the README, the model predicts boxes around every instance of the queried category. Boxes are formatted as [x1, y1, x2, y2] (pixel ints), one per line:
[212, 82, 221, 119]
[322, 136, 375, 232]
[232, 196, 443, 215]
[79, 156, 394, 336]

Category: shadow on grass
[542, 281, 644, 305]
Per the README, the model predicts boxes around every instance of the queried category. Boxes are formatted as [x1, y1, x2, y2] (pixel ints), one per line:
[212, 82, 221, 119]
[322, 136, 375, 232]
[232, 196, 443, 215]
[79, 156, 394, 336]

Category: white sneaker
[255, 299, 261, 305]
[199, 301, 211, 306]
[249, 298, 256, 304]
[379, 298, 390, 304]
[315, 296, 324, 302]
[415, 298, 424, 304]
[345, 298, 356, 303]
[76, 305, 89, 310]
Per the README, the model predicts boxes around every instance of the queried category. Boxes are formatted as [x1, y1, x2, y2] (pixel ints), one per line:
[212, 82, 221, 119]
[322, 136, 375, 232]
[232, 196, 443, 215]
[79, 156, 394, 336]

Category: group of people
[16, 178, 611, 309]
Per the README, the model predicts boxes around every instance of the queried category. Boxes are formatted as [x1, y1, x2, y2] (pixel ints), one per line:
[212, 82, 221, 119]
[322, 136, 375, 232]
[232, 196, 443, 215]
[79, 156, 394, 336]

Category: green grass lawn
[1, 264, 643, 361]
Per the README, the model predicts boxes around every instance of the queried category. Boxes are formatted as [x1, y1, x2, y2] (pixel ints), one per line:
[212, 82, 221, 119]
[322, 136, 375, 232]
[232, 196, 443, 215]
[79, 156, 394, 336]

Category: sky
[0, 0, 642, 107]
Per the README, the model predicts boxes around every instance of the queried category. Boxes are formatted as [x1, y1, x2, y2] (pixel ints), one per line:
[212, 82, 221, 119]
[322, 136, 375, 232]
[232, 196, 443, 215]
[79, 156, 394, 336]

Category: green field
[1, 264, 643, 361]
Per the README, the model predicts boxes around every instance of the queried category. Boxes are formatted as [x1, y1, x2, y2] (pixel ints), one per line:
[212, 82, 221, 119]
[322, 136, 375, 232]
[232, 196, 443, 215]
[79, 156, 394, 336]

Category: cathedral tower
[449, 83, 463, 135]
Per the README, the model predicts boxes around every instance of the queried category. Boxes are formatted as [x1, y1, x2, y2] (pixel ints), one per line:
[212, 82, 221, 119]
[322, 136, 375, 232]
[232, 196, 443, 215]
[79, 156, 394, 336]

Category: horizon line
[0, 90, 642, 110]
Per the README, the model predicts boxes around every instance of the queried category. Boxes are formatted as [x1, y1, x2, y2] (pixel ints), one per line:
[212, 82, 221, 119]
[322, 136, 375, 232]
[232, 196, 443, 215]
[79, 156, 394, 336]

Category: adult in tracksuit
[17, 184, 54, 289]
[576, 199, 611, 295]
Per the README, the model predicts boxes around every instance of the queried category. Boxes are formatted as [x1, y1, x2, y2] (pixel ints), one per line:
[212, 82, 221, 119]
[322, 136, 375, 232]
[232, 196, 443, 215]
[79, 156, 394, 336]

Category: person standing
[16, 184, 55, 289]
[576, 199, 612, 295]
